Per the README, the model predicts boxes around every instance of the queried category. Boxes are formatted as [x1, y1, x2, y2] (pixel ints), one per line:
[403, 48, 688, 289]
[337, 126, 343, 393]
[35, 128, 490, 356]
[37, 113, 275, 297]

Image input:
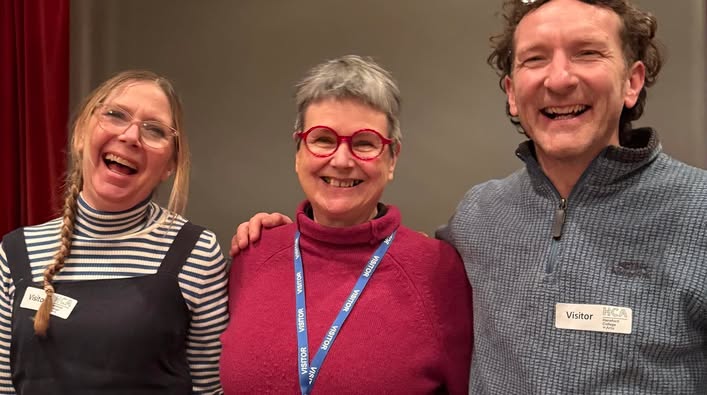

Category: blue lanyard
[294, 229, 396, 395]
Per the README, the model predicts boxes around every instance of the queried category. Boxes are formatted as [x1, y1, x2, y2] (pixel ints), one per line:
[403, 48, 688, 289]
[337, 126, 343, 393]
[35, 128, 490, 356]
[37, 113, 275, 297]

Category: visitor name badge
[20, 287, 77, 319]
[555, 303, 632, 334]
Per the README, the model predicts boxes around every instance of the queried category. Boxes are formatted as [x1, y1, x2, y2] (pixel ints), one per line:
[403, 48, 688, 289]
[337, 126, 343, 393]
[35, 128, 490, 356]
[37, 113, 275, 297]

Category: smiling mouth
[541, 105, 590, 120]
[104, 153, 137, 175]
[321, 177, 363, 188]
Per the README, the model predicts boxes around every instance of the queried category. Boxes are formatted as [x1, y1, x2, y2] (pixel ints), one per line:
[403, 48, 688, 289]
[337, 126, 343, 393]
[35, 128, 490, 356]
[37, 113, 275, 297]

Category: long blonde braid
[33, 167, 82, 336]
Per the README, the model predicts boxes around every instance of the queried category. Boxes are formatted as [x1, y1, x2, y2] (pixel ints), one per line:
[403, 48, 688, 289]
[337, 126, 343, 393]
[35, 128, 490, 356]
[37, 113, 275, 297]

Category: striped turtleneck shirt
[0, 195, 229, 394]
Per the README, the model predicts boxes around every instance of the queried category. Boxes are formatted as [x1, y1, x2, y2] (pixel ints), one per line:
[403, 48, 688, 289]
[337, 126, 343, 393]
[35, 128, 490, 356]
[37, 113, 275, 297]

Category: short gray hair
[294, 55, 402, 153]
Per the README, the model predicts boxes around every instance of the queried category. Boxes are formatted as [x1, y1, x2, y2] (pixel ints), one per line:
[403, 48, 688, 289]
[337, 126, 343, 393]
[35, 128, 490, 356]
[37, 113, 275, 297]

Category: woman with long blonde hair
[0, 70, 228, 394]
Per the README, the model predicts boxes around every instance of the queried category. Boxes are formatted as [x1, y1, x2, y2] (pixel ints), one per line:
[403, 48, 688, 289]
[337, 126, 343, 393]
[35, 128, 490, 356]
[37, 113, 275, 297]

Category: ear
[387, 142, 400, 181]
[295, 148, 301, 175]
[624, 61, 646, 109]
[160, 147, 178, 181]
[160, 166, 174, 182]
[504, 75, 519, 116]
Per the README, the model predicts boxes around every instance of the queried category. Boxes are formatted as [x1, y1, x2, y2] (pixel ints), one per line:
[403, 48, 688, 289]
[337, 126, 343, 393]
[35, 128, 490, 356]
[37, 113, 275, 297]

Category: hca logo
[603, 307, 628, 318]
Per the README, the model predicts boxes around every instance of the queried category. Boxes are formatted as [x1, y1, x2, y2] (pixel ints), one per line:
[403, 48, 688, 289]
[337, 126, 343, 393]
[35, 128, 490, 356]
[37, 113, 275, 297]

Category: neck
[534, 137, 619, 198]
[538, 158, 586, 198]
[312, 206, 378, 228]
[74, 193, 154, 238]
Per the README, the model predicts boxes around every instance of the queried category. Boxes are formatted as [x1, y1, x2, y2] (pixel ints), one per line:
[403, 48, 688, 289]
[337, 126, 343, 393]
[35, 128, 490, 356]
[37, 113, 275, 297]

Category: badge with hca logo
[555, 303, 632, 334]
[20, 286, 78, 319]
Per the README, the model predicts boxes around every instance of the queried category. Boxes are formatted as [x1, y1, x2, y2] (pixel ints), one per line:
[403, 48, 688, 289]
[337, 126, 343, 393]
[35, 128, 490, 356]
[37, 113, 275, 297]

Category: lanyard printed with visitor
[294, 229, 396, 395]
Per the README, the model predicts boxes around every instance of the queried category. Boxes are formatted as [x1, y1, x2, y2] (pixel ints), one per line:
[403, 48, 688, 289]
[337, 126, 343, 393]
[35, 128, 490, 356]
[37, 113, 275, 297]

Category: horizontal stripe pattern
[0, 196, 228, 394]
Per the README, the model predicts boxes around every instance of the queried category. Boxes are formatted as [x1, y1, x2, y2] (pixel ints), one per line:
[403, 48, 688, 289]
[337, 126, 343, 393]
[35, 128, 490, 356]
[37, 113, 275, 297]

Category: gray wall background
[70, 0, 706, 250]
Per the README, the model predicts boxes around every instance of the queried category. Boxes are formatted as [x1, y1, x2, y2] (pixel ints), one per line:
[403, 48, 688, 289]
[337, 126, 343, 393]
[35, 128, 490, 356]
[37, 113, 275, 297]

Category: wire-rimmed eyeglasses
[294, 126, 393, 161]
[94, 104, 178, 149]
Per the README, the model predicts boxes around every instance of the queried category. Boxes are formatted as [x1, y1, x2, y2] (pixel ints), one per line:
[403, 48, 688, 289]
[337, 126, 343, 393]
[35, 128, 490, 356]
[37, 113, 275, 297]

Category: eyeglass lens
[304, 127, 384, 159]
[97, 105, 174, 148]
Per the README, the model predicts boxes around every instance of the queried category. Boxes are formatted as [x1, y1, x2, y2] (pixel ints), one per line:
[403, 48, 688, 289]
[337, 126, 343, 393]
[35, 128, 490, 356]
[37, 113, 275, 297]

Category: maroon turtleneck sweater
[220, 201, 473, 394]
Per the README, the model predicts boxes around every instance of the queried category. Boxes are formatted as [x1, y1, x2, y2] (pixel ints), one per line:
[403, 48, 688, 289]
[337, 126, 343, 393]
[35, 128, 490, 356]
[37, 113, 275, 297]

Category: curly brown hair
[487, 0, 664, 140]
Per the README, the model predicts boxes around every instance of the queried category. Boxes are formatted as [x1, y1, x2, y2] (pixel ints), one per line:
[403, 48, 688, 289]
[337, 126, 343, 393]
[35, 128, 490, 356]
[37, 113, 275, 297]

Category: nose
[329, 140, 355, 167]
[543, 53, 578, 93]
[117, 122, 141, 146]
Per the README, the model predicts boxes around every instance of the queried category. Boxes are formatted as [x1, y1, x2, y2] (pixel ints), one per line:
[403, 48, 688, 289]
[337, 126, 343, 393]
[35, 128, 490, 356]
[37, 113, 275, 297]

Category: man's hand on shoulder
[230, 212, 293, 257]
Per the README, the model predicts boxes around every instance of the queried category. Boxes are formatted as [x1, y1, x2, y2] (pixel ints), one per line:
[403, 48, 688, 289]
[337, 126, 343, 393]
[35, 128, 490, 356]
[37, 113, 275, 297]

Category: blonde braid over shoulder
[34, 170, 81, 336]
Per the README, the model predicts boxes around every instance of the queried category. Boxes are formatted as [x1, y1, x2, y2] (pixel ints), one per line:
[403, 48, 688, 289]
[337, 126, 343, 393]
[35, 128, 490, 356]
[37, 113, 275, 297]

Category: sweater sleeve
[434, 243, 473, 395]
[178, 229, 229, 395]
[435, 185, 478, 249]
[0, 244, 16, 394]
[395, 230, 473, 394]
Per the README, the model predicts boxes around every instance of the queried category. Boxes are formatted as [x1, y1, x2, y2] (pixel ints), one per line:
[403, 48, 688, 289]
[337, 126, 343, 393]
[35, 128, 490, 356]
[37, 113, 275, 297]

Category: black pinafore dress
[2, 222, 203, 395]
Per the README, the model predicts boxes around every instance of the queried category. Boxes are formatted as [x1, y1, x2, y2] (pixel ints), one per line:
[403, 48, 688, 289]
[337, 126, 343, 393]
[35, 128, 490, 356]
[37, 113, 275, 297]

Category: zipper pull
[552, 198, 568, 240]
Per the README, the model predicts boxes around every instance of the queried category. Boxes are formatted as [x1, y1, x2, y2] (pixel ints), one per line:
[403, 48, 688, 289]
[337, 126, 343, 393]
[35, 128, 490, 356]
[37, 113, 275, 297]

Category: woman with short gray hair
[220, 55, 473, 394]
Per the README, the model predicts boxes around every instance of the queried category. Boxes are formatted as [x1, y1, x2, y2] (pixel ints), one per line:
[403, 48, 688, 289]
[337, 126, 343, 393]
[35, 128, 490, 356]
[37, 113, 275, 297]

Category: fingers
[229, 212, 294, 258]
[261, 213, 294, 228]
[247, 213, 266, 243]
[229, 232, 240, 257]
[230, 221, 250, 257]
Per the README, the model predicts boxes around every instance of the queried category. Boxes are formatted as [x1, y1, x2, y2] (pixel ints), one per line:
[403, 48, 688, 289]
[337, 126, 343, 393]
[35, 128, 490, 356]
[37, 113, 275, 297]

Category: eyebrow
[515, 34, 611, 57]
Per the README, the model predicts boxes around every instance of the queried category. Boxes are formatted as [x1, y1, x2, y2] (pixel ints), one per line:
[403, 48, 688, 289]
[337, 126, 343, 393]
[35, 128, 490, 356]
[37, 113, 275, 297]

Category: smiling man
[438, 0, 707, 393]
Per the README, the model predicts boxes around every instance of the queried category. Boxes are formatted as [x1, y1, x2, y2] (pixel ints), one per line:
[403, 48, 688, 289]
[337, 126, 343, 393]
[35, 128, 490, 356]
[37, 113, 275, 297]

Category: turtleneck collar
[295, 200, 400, 246]
[515, 127, 662, 200]
[74, 193, 158, 238]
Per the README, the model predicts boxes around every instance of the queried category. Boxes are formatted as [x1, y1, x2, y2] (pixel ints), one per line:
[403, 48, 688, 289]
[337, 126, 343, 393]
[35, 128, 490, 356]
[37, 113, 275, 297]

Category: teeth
[104, 153, 137, 170]
[322, 177, 362, 188]
[544, 105, 587, 115]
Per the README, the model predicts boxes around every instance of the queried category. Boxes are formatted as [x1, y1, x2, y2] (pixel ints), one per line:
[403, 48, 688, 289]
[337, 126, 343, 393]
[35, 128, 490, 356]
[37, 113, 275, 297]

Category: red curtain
[0, 0, 69, 236]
